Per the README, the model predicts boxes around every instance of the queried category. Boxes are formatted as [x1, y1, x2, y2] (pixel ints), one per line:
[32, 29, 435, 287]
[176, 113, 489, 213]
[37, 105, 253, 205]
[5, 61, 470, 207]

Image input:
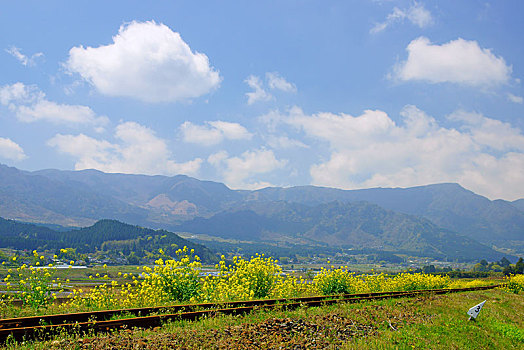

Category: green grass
[347, 290, 524, 349]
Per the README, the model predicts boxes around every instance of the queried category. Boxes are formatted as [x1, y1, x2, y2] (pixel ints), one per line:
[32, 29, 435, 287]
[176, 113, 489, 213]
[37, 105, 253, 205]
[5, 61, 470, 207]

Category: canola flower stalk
[2, 251, 60, 310]
[503, 274, 524, 294]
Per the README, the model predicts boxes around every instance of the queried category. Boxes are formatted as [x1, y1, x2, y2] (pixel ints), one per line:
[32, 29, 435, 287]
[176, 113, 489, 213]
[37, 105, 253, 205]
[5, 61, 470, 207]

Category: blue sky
[1, 1, 523, 200]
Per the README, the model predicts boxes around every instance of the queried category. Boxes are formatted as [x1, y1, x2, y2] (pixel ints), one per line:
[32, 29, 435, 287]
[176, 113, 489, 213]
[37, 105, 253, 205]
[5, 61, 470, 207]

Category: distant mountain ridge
[1, 163, 523, 258]
[251, 183, 524, 245]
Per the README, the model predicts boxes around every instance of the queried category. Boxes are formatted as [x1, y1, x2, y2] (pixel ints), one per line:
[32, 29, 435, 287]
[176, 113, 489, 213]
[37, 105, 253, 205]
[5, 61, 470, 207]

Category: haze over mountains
[1, 164, 523, 261]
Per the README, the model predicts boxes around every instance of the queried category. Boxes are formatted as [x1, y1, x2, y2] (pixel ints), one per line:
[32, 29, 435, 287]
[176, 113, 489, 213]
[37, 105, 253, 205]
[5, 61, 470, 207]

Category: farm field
[3, 288, 522, 349]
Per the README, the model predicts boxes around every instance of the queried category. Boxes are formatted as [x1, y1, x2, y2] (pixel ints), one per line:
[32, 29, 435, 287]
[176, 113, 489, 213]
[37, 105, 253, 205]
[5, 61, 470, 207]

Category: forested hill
[176, 201, 506, 262]
[0, 217, 216, 263]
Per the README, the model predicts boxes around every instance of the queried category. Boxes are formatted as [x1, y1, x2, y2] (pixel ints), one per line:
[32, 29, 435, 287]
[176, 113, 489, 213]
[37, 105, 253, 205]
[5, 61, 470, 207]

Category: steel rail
[0, 284, 501, 343]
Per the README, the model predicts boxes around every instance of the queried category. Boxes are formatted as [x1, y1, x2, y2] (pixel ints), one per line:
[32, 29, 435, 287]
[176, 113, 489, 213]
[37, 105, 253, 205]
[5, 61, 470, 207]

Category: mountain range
[1, 163, 523, 260]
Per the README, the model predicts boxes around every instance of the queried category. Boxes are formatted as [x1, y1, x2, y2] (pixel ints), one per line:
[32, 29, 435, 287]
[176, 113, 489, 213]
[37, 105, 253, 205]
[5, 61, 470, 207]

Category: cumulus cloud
[208, 148, 287, 189]
[449, 110, 524, 151]
[507, 93, 523, 104]
[266, 72, 297, 92]
[66, 20, 221, 103]
[0, 137, 26, 160]
[245, 72, 296, 104]
[394, 37, 512, 88]
[371, 2, 433, 34]
[245, 75, 272, 105]
[180, 120, 252, 146]
[0, 82, 108, 128]
[48, 121, 201, 176]
[271, 105, 524, 200]
[5, 46, 43, 66]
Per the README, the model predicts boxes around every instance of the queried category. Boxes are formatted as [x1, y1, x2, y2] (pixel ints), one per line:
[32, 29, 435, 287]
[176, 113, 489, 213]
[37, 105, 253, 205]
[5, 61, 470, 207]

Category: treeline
[472, 257, 524, 275]
[417, 256, 524, 278]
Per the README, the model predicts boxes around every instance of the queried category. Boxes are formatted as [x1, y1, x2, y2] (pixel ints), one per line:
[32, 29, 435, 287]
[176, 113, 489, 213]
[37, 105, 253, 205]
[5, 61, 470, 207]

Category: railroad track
[0, 284, 500, 343]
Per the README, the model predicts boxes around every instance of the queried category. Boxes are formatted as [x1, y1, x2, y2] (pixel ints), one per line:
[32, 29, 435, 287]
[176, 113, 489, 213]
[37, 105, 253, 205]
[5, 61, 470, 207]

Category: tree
[472, 263, 487, 272]
[422, 265, 436, 273]
[127, 252, 140, 265]
[515, 257, 524, 274]
[499, 257, 511, 267]
[503, 265, 515, 276]
[490, 264, 503, 272]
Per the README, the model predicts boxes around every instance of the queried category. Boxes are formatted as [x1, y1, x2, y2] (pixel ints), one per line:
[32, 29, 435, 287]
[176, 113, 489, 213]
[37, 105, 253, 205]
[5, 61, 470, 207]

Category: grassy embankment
[4, 288, 523, 349]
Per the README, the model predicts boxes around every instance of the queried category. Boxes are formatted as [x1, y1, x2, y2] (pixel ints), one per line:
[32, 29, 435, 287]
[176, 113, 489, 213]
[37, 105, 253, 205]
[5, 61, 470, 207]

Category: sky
[1, 1, 524, 201]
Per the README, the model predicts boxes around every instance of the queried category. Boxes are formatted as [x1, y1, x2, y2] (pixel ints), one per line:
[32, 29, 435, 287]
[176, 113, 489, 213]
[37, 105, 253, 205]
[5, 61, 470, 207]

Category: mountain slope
[252, 183, 524, 245]
[512, 199, 524, 212]
[0, 164, 149, 226]
[177, 201, 503, 261]
[33, 168, 242, 220]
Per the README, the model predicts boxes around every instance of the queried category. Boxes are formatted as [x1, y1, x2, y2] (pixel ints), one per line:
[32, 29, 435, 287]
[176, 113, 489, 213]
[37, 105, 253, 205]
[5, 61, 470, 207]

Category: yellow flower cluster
[448, 279, 490, 289]
[313, 266, 365, 295]
[201, 254, 283, 302]
[271, 275, 310, 298]
[503, 274, 524, 294]
[3, 251, 61, 310]
[386, 272, 450, 291]
[313, 267, 451, 295]
[64, 247, 202, 310]
[138, 246, 202, 304]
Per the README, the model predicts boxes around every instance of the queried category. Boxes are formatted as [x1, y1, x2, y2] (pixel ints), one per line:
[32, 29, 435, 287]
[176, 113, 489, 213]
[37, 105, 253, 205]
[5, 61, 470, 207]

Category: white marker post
[467, 300, 486, 321]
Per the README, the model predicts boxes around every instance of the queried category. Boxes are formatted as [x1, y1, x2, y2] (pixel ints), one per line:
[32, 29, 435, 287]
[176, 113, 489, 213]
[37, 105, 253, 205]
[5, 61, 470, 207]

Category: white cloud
[208, 149, 286, 189]
[507, 93, 523, 104]
[449, 110, 524, 151]
[394, 37, 512, 88]
[0, 82, 108, 128]
[48, 121, 202, 176]
[371, 2, 433, 34]
[245, 75, 272, 105]
[245, 72, 296, 104]
[0, 82, 41, 105]
[0, 137, 26, 160]
[180, 120, 252, 146]
[259, 109, 285, 132]
[266, 135, 309, 149]
[266, 72, 297, 92]
[5, 46, 43, 66]
[287, 106, 397, 149]
[66, 20, 221, 103]
[272, 105, 524, 200]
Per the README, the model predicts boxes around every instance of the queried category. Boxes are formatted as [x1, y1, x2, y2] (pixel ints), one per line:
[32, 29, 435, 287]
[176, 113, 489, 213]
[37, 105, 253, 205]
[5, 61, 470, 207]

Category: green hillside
[0, 217, 216, 263]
